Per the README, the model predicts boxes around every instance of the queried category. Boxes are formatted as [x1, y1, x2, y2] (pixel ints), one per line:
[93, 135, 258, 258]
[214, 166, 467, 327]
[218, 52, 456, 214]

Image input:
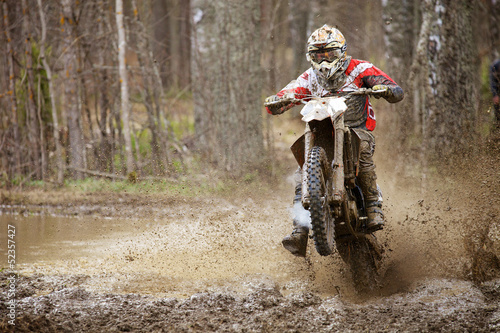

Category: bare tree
[2, 0, 21, 177]
[62, 0, 86, 180]
[21, 0, 43, 180]
[382, 0, 419, 143]
[178, 0, 191, 88]
[93, 0, 116, 174]
[192, 0, 263, 172]
[116, 0, 134, 174]
[289, 0, 310, 77]
[131, 0, 166, 175]
[37, 0, 64, 184]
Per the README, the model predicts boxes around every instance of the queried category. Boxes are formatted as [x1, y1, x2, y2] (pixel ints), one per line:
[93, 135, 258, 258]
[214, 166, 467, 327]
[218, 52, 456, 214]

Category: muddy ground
[1, 124, 500, 332]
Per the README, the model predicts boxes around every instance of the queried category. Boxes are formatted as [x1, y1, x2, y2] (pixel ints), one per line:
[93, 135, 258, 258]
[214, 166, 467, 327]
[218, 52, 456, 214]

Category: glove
[372, 85, 391, 99]
[264, 95, 288, 115]
[264, 95, 280, 105]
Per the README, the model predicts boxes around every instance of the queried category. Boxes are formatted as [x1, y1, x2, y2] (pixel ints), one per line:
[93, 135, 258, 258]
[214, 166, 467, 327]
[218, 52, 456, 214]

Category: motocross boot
[366, 202, 384, 232]
[282, 225, 309, 257]
[282, 179, 309, 257]
[358, 170, 385, 232]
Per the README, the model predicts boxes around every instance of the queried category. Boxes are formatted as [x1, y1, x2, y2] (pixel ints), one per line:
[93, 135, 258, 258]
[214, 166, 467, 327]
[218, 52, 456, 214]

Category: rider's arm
[359, 66, 404, 103]
[265, 71, 312, 115]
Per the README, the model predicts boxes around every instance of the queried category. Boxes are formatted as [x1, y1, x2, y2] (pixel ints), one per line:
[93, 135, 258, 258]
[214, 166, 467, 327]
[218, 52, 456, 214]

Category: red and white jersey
[269, 59, 401, 131]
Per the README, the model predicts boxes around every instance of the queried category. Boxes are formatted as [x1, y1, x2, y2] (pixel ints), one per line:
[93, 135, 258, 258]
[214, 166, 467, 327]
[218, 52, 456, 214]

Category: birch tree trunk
[192, 0, 263, 172]
[405, 0, 478, 160]
[62, 0, 85, 180]
[425, 0, 478, 155]
[116, 0, 134, 175]
[37, 0, 64, 184]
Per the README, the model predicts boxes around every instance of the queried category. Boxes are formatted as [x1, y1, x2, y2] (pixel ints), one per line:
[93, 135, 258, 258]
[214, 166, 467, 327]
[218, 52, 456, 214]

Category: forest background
[0, 0, 499, 187]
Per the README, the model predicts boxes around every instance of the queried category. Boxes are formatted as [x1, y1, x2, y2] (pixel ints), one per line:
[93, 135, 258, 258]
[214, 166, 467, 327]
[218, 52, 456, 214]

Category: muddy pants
[353, 128, 376, 173]
[354, 128, 380, 203]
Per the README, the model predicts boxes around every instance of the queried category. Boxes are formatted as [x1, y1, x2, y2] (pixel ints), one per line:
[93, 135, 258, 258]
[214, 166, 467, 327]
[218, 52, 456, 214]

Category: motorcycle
[279, 87, 385, 292]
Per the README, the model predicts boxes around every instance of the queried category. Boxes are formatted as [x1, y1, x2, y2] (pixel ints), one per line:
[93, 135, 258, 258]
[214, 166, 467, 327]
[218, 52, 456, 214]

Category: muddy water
[0, 215, 139, 263]
[2, 199, 352, 299]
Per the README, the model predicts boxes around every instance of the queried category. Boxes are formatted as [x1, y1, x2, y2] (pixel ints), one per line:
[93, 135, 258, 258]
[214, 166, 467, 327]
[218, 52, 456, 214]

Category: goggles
[309, 48, 343, 64]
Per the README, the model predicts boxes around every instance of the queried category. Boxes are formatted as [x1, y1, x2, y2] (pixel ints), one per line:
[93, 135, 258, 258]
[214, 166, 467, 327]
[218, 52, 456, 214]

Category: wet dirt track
[1, 133, 500, 332]
[2, 273, 500, 332]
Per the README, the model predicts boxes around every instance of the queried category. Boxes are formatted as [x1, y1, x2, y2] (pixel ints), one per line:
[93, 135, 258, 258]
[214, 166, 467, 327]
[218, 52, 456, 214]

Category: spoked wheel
[306, 146, 335, 256]
[336, 234, 384, 293]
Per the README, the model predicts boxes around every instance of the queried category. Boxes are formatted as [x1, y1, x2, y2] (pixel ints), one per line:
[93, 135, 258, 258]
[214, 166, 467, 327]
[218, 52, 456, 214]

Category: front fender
[300, 97, 348, 122]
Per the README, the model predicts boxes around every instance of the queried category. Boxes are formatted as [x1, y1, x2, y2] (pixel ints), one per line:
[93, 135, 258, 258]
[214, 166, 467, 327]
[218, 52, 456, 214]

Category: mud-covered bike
[280, 88, 385, 292]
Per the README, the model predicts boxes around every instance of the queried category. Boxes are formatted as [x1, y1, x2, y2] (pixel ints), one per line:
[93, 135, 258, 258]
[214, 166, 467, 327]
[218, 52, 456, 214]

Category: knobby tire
[307, 146, 335, 256]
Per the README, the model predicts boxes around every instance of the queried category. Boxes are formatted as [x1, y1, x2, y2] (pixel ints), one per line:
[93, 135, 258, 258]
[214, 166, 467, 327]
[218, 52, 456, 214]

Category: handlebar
[265, 88, 383, 108]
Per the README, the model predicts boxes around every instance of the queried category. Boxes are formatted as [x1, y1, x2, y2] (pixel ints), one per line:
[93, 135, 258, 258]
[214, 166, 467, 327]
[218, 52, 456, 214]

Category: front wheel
[306, 146, 334, 256]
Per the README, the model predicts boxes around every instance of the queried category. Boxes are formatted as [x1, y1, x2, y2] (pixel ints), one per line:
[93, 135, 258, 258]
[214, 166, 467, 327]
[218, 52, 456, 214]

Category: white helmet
[306, 25, 348, 82]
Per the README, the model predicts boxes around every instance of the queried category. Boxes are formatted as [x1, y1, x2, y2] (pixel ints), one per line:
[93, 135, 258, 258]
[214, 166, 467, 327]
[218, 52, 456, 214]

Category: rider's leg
[282, 167, 309, 257]
[356, 130, 384, 231]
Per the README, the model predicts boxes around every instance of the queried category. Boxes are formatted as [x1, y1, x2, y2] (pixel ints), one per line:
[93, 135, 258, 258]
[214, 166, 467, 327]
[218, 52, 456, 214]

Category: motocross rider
[264, 25, 404, 257]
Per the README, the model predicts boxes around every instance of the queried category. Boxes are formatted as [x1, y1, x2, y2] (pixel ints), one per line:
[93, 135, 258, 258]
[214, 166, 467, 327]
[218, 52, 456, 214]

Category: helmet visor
[309, 48, 343, 64]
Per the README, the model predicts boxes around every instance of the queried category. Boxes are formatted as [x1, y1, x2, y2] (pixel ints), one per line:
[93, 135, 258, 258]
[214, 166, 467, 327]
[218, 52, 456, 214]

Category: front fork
[301, 117, 360, 236]
[301, 123, 313, 209]
[332, 115, 345, 204]
[301, 116, 346, 209]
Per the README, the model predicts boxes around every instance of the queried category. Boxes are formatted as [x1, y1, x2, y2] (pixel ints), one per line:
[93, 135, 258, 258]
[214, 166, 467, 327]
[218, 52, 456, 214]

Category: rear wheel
[307, 146, 334, 256]
[337, 234, 383, 293]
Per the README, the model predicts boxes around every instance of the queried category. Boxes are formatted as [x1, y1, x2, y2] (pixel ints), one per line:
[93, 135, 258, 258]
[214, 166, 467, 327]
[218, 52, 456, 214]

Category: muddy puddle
[0, 215, 140, 263]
